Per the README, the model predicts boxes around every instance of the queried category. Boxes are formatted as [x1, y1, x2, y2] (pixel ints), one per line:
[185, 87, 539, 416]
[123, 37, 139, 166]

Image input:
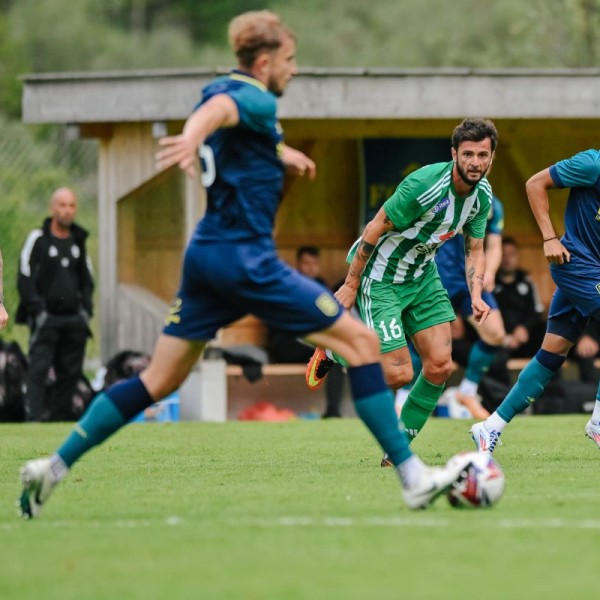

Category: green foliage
[273, 0, 600, 68]
[1, 416, 599, 599]
[0, 11, 28, 118]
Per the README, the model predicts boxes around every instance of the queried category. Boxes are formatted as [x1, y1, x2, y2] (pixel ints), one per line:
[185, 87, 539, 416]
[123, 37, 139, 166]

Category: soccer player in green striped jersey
[307, 118, 498, 446]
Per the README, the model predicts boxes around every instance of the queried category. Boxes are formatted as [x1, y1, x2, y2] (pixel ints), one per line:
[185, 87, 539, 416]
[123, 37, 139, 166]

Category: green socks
[400, 372, 443, 440]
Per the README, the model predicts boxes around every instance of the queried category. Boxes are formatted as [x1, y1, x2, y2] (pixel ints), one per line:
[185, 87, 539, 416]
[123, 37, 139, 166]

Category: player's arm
[525, 168, 570, 265]
[156, 94, 239, 177]
[335, 207, 394, 310]
[280, 144, 316, 180]
[483, 232, 502, 291]
[0, 248, 8, 329]
[464, 234, 490, 325]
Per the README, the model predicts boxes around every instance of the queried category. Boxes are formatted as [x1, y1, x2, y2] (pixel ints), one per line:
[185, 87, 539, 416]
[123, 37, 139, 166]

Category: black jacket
[494, 269, 544, 334]
[16, 218, 94, 324]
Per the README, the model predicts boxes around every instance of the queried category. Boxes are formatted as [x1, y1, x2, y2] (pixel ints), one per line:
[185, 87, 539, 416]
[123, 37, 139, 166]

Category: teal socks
[497, 350, 565, 422]
[57, 392, 128, 467]
[465, 340, 500, 384]
[57, 376, 154, 467]
[348, 363, 412, 466]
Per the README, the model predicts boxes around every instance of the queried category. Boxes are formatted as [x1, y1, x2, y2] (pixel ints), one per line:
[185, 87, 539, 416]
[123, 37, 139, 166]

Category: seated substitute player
[494, 235, 546, 359]
[307, 118, 498, 445]
[18, 10, 472, 518]
[569, 318, 600, 384]
[434, 191, 506, 419]
[471, 148, 600, 454]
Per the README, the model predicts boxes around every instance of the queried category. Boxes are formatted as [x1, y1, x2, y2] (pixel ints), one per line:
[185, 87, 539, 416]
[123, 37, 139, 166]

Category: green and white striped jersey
[349, 161, 492, 284]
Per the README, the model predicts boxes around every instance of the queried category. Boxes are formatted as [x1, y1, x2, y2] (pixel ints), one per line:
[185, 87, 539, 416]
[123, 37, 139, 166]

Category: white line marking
[3, 516, 600, 530]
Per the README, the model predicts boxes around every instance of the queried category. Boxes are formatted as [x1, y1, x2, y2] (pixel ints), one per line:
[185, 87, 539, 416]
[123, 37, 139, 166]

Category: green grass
[0, 416, 597, 600]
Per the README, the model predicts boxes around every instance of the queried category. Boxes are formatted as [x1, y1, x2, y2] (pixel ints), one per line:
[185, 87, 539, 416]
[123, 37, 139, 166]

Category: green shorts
[356, 265, 455, 354]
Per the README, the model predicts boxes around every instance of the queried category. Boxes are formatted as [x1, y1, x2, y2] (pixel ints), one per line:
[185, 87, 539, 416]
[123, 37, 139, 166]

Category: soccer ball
[446, 451, 505, 509]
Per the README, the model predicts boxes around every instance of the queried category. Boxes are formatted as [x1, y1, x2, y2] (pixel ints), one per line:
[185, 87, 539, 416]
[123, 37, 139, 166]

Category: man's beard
[456, 162, 487, 188]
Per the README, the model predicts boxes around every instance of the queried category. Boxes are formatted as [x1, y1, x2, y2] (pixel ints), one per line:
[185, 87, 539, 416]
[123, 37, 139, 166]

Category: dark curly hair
[451, 118, 498, 152]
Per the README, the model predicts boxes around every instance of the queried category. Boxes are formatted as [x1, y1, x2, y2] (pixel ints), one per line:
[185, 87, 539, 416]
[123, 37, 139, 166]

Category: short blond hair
[228, 10, 295, 69]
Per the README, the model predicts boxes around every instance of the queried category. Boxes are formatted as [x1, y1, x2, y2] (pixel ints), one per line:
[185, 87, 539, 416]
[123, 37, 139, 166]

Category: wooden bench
[226, 363, 307, 377]
[220, 356, 600, 421]
[225, 361, 335, 419]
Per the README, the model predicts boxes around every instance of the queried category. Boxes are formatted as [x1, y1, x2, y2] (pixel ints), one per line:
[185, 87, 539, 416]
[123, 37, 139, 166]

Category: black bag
[103, 350, 151, 388]
[0, 340, 28, 422]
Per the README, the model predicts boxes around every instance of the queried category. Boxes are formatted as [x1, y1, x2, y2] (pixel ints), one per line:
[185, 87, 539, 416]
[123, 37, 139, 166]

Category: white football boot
[584, 420, 600, 449]
[470, 421, 502, 454]
[403, 453, 474, 510]
[18, 458, 60, 519]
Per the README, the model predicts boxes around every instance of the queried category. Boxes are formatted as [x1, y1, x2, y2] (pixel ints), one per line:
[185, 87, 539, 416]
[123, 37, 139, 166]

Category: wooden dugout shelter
[22, 67, 600, 363]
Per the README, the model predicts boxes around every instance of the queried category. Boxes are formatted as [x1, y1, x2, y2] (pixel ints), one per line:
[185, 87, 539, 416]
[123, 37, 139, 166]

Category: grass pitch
[1, 415, 598, 600]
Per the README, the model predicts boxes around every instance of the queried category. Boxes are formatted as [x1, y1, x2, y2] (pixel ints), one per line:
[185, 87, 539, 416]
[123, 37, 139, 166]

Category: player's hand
[543, 238, 570, 264]
[334, 283, 357, 311]
[281, 145, 316, 180]
[156, 135, 199, 178]
[471, 297, 490, 326]
[0, 305, 8, 329]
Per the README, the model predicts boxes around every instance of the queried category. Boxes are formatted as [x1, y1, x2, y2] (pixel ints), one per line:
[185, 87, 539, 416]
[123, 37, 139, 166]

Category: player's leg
[19, 334, 206, 518]
[470, 331, 572, 453]
[18, 241, 238, 518]
[454, 293, 504, 418]
[308, 313, 414, 468]
[471, 289, 585, 453]
[399, 269, 456, 440]
[402, 321, 454, 440]
[584, 313, 600, 448]
[584, 379, 600, 448]
[393, 342, 421, 416]
[307, 315, 471, 508]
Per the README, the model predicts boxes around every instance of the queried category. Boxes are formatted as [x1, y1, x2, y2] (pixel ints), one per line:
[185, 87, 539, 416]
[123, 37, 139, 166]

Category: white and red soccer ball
[447, 451, 505, 508]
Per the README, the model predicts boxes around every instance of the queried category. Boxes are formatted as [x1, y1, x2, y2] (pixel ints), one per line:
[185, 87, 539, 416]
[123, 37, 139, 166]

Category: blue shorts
[163, 238, 342, 341]
[449, 289, 498, 318]
[550, 260, 600, 318]
[546, 262, 600, 342]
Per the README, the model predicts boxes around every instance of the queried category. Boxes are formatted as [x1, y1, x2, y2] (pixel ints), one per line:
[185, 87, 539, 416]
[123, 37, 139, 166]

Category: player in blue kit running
[18, 10, 473, 518]
[471, 149, 600, 453]
[435, 194, 506, 419]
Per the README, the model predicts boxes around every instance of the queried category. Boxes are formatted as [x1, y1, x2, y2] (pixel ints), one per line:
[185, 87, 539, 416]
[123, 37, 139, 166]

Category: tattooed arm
[335, 207, 395, 310]
[464, 234, 490, 325]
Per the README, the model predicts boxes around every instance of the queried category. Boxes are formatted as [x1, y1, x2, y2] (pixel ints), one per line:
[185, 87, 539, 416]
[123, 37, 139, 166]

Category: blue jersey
[193, 70, 285, 242]
[163, 70, 342, 342]
[549, 149, 600, 269]
[436, 194, 504, 295]
[545, 149, 600, 327]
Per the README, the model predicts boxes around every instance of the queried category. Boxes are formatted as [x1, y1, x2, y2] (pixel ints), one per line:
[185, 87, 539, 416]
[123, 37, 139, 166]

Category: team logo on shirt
[315, 292, 340, 317]
[596, 207, 600, 222]
[596, 283, 600, 295]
